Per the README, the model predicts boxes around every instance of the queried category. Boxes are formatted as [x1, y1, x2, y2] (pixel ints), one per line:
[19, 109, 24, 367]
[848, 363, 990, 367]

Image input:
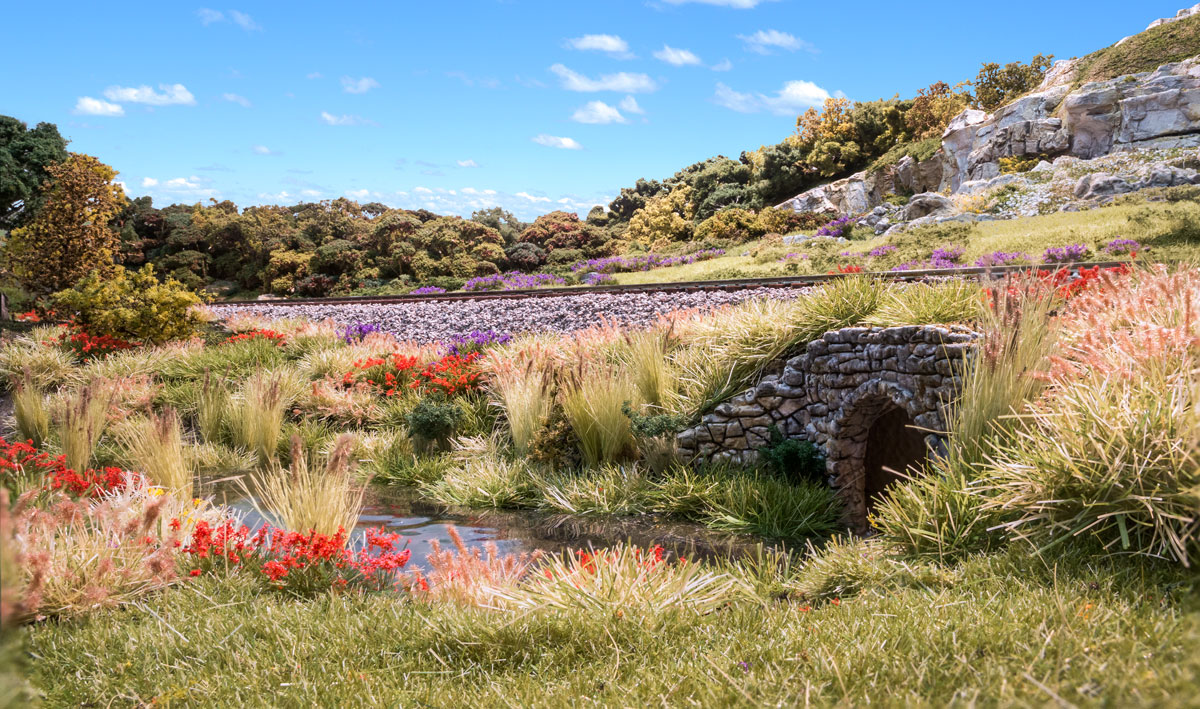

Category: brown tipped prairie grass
[12, 372, 49, 448]
[244, 434, 367, 536]
[867, 279, 984, 327]
[115, 409, 193, 495]
[619, 325, 677, 408]
[0, 338, 79, 391]
[196, 370, 232, 444]
[487, 350, 555, 454]
[534, 464, 650, 516]
[229, 372, 292, 465]
[560, 361, 638, 465]
[57, 379, 116, 473]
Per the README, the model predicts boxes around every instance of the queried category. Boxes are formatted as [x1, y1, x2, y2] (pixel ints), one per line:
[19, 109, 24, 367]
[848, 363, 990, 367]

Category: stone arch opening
[861, 406, 928, 512]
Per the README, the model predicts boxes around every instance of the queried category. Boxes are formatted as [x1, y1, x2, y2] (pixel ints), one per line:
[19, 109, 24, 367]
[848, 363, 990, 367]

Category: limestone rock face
[777, 49, 1200, 221]
[900, 193, 955, 221]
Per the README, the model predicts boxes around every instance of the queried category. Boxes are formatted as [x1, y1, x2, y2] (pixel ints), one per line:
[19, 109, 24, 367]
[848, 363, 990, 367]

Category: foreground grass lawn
[11, 548, 1198, 707]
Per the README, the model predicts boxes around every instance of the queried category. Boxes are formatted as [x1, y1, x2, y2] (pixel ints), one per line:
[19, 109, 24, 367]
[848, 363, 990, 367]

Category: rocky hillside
[779, 6, 1200, 233]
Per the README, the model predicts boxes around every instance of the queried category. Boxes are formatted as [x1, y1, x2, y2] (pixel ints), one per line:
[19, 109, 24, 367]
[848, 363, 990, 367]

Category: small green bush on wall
[52, 264, 205, 344]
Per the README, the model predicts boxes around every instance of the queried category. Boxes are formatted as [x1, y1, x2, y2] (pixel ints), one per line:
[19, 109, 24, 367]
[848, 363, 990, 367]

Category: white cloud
[566, 34, 633, 58]
[301, 189, 323, 198]
[549, 64, 658, 93]
[141, 177, 158, 187]
[619, 95, 644, 114]
[346, 189, 370, 199]
[198, 8, 259, 30]
[222, 92, 251, 107]
[446, 71, 502, 89]
[103, 83, 195, 106]
[515, 192, 552, 203]
[653, 45, 702, 66]
[483, 189, 497, 195]
[135, 175, 218, 198]
[456, 159, 479, 168]
[713, 79, 831, 115]
[196, 8, 224, 25]
[571, 100, 627, 124]
[306, 72, 323, 79]
[662, 0, 773, 7]
[414, 186, 433, 194]
[341, 76, 380, 94]
[73, 96, 124, 116]
[252, 145, 279, 155]
[532, 134, 583, 150]
[711, 58, 733, 72]
[229, 10, 260, 31]
[738, 29, 816, 55]
[319, 111, 374, 126]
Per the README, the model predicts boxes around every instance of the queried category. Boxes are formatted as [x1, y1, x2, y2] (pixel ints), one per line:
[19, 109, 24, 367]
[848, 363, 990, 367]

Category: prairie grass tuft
[490, 543, 747, 620]
[410, 525, 543, 606]
[619, 326, 677, 408]
[57, 379, 116, 473]
[487, 349, 555, 455]
[0, 338, 79, 391]
[12, 372, 49, 448]
[229, 371, 296, 464]
[115, 409, 193, 495]
[244, 433, 367, 536]
[867, 279, 983, 326]
[560, 362, 637, 465]
[196, 370, 232, 444]
[534, 464, 650, 516]
[421, 436, 536, 508]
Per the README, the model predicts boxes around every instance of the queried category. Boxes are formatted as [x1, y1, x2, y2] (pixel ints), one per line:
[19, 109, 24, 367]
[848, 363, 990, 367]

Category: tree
[0, 116, 68, 229]
[518, 211, 611, 257]
[470, 207, 527, 244]
[607, 178, 664, 222]
[626, 186, 694, 246]
[906, 81, 973, 139]
[4, 153, 123, 296]
[971, 54, 1054, 111]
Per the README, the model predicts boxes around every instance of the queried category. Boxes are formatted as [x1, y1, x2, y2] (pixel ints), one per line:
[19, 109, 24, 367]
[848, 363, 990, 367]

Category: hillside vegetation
[1075, 12, 1200, 84]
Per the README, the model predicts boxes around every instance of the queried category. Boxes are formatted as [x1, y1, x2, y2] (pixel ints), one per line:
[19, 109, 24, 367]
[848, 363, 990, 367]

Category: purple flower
[891, 260, 924, 272]
[410, 285, 447, 295]
[778, 252, 810, 263]
[974, 251, 1030, 268]
[816, 215, 857, 238]
[463, 271, 566, 292]
[570, 249, 725, 275]
[1042, 244, 1090, 264]
[340, 322, 381, 344]
[867, 245, 897, 258]
[444, 330, 513, 356]
[1103, 238, 1140, 256]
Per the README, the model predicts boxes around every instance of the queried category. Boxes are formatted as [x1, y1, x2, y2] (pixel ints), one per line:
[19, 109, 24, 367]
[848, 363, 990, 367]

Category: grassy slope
[613, 197, 1200, 285]
[1075, 13, 1200, 85]
[12, 548, 1198, 707]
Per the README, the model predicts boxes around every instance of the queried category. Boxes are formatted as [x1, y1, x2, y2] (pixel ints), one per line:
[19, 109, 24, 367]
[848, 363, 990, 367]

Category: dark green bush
[406, 397, 462, 451]
[758, 425, 826, 484]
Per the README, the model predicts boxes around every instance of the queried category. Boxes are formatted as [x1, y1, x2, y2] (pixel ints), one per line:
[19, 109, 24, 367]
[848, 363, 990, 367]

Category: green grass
[609, 198, 1200, 287]
[14, 546, 1198, 707]
[1073, 12, 1200, 86]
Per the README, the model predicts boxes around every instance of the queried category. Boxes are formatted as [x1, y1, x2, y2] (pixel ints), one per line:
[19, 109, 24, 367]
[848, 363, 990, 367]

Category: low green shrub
[406, 397, 462, 452]
[52, 264, 205, 345]
[757, 426, 825, 484]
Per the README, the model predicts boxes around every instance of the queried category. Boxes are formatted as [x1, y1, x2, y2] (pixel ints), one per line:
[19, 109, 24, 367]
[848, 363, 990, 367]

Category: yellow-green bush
[52, 264, 205, 344]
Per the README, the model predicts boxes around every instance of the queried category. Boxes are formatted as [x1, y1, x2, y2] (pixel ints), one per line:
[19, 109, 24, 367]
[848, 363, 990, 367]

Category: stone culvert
[675, 325, 979, 531]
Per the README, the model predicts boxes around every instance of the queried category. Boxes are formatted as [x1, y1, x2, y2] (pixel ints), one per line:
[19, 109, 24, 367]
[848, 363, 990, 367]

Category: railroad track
[219, 261, 1130, 307]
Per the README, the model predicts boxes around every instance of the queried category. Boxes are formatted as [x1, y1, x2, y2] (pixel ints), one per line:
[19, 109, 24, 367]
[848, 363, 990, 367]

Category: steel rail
[218, 261, 1130, 307]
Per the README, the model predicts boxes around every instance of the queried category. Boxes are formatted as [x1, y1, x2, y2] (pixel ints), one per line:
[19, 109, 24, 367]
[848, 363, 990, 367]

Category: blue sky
[7, 0, 1185, 219]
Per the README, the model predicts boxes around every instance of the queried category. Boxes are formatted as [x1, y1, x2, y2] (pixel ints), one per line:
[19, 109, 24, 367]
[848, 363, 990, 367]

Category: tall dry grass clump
[410, 525, 543, 606]
[982, 266, 1200, 565]
[244, 434, 367, 536]
[4, 485, 179, 622]
[116, 409, 192, 495]
[619, 326, 677, 408]
[487, 346, 556, 455]
[873, 277, 1059, 559]
[560, 360, 638, 465]
[230, 372, 289, 464]
[57, 379, 116, 473]
[489, 544, 745, 620]
[196, 370, 231, 444]
[12, 371, 49, 448]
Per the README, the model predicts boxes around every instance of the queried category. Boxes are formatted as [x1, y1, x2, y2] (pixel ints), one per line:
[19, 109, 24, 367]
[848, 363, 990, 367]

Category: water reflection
[201, 478, 785, 573]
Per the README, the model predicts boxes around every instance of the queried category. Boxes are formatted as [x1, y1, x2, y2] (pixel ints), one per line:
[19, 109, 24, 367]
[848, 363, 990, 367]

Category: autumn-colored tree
[626, 185, 694, 246]
[906, 81, 973, 139]
[4, 153, 124, 296]
[971, 54, 1054, 111]
[518, 210, 611, 257]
